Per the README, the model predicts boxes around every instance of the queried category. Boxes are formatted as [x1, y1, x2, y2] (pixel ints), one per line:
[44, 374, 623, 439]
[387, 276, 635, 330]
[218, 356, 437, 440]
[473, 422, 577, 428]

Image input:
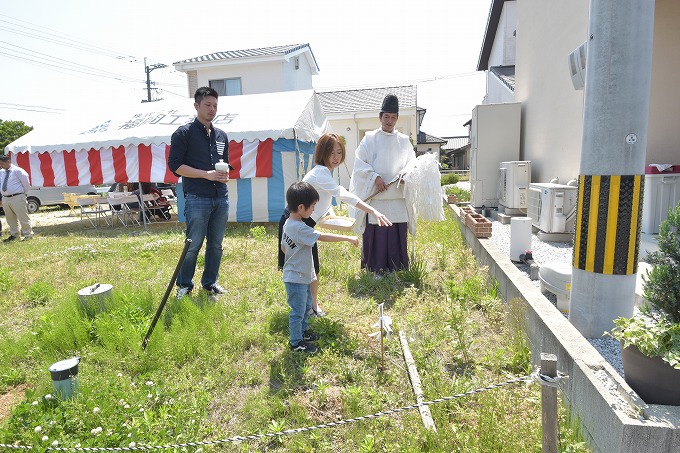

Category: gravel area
[485, 214, 625, 377]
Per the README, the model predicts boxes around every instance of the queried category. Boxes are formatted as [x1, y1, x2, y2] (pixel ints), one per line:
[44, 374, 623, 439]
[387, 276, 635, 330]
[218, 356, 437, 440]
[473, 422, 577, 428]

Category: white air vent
[568, 41, 587, 90]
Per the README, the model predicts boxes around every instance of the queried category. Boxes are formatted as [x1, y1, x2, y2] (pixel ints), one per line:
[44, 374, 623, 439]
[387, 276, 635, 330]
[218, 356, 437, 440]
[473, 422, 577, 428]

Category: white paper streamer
[369, 303, 393, 339]
[403, 153, 445, 221]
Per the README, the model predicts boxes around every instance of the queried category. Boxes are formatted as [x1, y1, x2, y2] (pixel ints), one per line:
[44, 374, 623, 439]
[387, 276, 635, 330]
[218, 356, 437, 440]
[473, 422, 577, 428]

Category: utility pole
[568, 0, 655, 337]
[143, 57, 167, 103]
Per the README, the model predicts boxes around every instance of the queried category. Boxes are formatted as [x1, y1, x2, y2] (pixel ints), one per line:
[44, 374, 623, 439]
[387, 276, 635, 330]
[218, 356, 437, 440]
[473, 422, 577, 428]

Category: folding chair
[108, 195, 128, 227]
[119, 194, 143, 226]
[62, 193, 79, 216]
[77, 196, 111, 228]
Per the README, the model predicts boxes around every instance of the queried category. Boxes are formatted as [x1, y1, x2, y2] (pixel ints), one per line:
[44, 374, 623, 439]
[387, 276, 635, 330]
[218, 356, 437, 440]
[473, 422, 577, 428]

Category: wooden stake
[541, 353, 558, 453]
[379, 303, 385, 371]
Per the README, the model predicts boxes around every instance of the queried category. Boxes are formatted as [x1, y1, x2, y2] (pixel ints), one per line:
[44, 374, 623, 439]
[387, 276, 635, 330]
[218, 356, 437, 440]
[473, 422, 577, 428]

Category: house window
[209, 78, 242, 96]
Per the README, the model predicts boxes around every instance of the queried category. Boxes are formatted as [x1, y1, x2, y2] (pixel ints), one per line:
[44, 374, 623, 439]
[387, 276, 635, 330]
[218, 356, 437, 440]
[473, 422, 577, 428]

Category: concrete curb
[449, 203, 680, 452]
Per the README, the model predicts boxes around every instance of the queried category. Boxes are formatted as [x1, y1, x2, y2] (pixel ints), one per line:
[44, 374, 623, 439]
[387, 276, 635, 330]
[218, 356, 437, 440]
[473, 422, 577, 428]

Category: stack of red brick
[459, 206, 492, 238]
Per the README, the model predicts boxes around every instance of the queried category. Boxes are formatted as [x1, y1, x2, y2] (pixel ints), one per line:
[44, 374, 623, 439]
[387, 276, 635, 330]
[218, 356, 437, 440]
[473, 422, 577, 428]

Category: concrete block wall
[450, 204, 680, 452]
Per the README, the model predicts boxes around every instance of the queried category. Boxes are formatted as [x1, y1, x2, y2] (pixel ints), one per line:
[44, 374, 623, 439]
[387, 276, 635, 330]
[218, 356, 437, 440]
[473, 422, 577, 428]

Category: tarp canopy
[6, 89, 326, 186]
[6, 90, 327, 222]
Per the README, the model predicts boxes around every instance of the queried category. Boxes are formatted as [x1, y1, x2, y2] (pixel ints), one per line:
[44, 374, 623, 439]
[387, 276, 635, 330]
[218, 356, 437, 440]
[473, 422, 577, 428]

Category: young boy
[281, 181, 359, 353]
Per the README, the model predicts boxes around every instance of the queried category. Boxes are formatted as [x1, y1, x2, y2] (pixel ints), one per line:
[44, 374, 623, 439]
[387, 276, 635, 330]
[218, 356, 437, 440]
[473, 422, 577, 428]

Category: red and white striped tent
[6, 90, 327, 222]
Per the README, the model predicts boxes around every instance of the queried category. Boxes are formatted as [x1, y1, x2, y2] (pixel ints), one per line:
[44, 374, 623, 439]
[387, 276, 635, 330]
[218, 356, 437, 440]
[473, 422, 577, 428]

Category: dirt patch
[0, 384, 30, 422]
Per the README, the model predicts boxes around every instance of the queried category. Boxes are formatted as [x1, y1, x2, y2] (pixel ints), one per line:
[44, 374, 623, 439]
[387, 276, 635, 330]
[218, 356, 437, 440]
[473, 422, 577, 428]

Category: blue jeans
[177, 194, 229, 290]
[284, 282, 313, 346]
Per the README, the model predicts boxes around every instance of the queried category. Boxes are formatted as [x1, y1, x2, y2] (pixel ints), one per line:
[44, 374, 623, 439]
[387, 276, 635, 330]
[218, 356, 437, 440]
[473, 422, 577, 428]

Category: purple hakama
[361, 221, 409, 272]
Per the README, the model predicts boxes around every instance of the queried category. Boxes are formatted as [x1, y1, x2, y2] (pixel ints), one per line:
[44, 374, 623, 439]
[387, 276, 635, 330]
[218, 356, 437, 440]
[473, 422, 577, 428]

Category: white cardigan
[302, 165, 362, 223]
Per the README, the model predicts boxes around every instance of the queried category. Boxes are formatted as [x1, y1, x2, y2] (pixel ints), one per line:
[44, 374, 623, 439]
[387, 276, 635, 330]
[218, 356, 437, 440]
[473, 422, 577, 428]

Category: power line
[0, 102, 64, 111]
[0, 41, 143, 83]
[0, 105, 62, 114]
[0, 15, 139, 62]
[314, 71, 481, 92]
[0, 50, 144, 85]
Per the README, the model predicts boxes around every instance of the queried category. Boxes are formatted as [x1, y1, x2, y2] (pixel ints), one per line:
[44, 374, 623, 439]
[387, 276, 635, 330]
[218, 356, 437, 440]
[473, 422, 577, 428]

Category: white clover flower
[124, 404, 130, 409]
[41, 436, 48, 442]
[130, 382, 136, 388]
[147, 393, 153, 399]
[117, 372, 123, 377]
[34, 426, 42, 433]
[145, 380, 154, 386]
[139, 408, 145, 412]
[118, 399, 126, 406]
[31, 401, 39, 406]
[51, 440, 59, 447]
[44, 394, 53, 400]
[129, 441, 136, 448]
[90, 426, 103, 435]
[93, 407, 100, 413]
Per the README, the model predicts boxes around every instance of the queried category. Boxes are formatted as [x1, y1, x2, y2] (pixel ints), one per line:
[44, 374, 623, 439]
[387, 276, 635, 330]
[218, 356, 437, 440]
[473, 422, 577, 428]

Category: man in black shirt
[168, 87, 230, 298]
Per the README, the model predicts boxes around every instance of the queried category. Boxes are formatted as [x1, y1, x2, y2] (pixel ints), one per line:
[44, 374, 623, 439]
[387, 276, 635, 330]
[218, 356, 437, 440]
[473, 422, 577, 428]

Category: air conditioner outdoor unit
[527, 183, 578, 233]
[498, 161, 531, 210]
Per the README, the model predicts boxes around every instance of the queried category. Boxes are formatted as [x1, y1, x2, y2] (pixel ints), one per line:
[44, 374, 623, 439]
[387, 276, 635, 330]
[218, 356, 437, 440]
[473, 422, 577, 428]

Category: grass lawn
[0, 205, 589, 452]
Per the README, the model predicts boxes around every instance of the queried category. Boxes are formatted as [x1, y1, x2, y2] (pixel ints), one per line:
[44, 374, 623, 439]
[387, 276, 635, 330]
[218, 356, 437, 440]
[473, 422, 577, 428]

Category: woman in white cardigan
[278, 133, 391, 316]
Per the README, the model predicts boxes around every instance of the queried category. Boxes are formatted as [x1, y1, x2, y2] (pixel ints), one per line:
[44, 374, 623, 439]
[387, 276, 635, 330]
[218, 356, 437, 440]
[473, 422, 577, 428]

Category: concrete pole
[569, 0, 655, 338]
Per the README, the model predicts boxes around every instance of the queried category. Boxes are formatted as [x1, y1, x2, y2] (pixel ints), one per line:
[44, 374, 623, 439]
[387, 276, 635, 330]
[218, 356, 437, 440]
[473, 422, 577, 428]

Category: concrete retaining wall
[450, 204, 680, 452]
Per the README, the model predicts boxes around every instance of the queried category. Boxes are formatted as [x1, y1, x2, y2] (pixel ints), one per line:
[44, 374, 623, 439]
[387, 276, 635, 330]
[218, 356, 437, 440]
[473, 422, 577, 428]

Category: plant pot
[621, 343, 680, 405]
[447, 194, 458, 204]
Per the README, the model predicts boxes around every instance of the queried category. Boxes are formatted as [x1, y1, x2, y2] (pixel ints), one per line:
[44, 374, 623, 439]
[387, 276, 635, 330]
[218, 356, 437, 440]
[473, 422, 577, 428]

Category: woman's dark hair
[314, 133, 345, 166]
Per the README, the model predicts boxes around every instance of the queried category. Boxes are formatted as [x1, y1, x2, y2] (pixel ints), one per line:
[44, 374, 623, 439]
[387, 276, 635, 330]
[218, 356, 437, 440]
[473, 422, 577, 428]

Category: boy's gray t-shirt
[281, 218, 321, 284]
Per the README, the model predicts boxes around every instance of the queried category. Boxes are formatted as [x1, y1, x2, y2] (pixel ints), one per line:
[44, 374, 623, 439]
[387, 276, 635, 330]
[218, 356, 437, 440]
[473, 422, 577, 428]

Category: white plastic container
[539, 262, 572, 314]
[215, 159, 230, 173]
[510, 217, 532, 261]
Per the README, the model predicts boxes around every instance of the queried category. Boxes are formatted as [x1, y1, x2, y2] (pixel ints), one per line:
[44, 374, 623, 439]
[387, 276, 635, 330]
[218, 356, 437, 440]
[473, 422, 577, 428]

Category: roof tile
[316, 85, 417, 114]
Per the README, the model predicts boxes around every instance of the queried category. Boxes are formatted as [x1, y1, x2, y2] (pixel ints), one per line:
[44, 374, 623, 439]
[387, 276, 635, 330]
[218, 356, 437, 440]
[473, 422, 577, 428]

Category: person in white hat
[349, 94, 416, 274]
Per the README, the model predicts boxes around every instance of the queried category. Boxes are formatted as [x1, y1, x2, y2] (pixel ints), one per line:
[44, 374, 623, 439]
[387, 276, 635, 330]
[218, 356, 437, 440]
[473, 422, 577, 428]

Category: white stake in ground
[369, 303, 393, 371]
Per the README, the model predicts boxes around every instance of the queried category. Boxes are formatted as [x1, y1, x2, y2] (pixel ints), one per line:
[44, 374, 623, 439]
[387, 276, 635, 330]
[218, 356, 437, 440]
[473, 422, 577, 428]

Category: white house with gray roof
[173, 43, 319, 98]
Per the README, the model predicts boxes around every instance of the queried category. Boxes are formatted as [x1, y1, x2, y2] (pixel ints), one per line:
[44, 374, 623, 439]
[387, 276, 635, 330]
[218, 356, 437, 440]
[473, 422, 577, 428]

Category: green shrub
[440, 172, 459, 186]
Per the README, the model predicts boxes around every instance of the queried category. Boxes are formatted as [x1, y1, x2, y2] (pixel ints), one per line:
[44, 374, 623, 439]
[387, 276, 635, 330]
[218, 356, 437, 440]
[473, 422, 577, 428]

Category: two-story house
[173, 43, 319, 97]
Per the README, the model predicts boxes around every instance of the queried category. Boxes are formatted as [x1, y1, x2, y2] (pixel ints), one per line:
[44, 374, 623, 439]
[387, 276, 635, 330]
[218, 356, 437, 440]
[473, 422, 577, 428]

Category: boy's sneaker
[303, 330, 319, 342]
[289, 340, 318, 354]
[176, 286, 192, 299]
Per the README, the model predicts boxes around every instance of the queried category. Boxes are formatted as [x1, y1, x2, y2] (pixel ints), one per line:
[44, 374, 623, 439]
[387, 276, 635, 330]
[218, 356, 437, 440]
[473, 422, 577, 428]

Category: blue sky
[0, 0, 491, 137]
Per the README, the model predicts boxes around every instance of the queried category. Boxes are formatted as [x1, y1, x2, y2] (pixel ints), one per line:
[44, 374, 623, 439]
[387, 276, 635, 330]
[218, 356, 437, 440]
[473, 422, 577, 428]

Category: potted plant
[608, 201, 680, 405]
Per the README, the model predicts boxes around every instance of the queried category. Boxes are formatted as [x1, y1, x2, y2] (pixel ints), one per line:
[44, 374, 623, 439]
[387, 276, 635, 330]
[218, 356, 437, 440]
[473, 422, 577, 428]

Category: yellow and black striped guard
[573, 174, 644, 275]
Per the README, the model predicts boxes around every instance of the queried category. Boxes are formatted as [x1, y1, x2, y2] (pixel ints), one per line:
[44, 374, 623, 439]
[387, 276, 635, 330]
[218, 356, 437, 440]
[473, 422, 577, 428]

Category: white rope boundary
[0, 369, 567, 451]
